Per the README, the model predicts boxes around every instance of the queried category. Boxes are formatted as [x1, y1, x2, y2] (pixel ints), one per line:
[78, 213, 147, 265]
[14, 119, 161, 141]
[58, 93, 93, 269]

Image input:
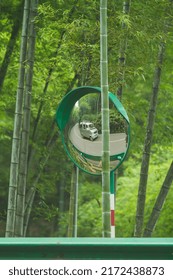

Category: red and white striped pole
[110, 171, 115, 238]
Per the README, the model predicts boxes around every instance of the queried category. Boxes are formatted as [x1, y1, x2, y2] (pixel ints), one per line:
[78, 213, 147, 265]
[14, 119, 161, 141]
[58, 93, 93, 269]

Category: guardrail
[0, 238, 173, 260]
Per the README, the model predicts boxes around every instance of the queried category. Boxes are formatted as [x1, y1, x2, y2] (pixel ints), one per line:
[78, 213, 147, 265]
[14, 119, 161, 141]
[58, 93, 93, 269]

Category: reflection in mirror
[63, 92, 129, 175]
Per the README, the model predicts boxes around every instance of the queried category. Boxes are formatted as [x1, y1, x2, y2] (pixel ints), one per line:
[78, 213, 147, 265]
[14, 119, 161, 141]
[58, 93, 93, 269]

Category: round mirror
[56, 86, 130, 175]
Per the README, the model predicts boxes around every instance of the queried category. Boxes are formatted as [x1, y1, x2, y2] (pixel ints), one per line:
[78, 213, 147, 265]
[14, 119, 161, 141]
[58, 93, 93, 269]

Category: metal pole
[110, 171, 115, 237]
[74, 166, 79, 237]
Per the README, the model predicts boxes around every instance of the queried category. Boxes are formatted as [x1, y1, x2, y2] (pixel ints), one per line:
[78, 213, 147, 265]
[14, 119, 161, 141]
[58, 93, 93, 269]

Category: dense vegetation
[0, 0, 173, 237]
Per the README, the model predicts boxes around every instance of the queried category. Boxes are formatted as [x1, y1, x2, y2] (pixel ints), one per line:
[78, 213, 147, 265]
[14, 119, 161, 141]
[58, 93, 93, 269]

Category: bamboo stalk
[5, 0, 30, 237]
[143, 161, 173, 237]
[27, 0, 79, 169]
[23, 187, 35, 236]
[0, 0, 24, 91]
[117, 0, 131, 100]
[100, 0, 110, 237]
[15, 0, 37, 237]
[134, 42, 165, 237]
[114, 0, 131, 237]
[23, 133, 58, 236]
[134, 0, 173, 238]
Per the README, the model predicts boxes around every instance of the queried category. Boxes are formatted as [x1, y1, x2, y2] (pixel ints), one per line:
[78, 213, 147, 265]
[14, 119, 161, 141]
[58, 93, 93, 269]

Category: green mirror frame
[55, 86, 130, 175]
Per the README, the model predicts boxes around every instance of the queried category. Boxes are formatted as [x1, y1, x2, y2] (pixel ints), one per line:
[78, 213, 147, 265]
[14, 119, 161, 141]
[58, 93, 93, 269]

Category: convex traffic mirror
[56, 86, 130, 175]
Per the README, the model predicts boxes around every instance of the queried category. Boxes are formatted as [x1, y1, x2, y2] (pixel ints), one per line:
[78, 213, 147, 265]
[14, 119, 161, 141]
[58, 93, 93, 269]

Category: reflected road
[69, 123, 127, 156]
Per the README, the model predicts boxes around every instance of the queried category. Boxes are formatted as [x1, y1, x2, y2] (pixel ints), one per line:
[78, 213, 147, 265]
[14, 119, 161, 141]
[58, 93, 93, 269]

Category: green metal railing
[0, 238, 173, 260]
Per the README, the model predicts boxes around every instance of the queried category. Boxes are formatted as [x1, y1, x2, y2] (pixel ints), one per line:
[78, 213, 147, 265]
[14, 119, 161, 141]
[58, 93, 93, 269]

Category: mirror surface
[63, 92, 129, 175]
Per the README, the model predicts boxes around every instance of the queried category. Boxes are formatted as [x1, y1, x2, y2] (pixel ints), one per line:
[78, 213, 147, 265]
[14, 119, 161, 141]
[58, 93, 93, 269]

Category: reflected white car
[79, 121, 98, 141]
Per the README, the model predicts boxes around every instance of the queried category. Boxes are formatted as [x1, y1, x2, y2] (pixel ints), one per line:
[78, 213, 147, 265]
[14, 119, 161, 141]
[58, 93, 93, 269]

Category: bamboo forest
[0, 0, 173, 238]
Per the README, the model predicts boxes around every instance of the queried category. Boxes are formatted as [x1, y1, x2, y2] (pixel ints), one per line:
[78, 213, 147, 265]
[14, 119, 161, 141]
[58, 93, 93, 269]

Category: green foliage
[71, 149, 173, 238]
[115, 151, 172, 237]
[0, 0, 173, 237]
[33, 201, 59, 222]
[77, 180, 102, 237]
[95, 109, 127, 134]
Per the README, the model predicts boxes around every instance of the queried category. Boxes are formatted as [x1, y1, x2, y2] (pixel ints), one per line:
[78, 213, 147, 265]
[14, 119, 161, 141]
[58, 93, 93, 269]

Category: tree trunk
[27, 0, 79, 169]
[0, 19, 20, 92]
[117, 0, 131, 100]
[143, 161, 173, 237]
[113, 0, 131, 237]
[23, 133, 58, 236]
[23, 187, 35, 236]
[100, 0, 110, 237]
[15, 0, 37, 237]
[5, 0, 30, 237]
[134, 42, 165, 237]
[23, 70, 79, 235]
[0, 1, 24, 92]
